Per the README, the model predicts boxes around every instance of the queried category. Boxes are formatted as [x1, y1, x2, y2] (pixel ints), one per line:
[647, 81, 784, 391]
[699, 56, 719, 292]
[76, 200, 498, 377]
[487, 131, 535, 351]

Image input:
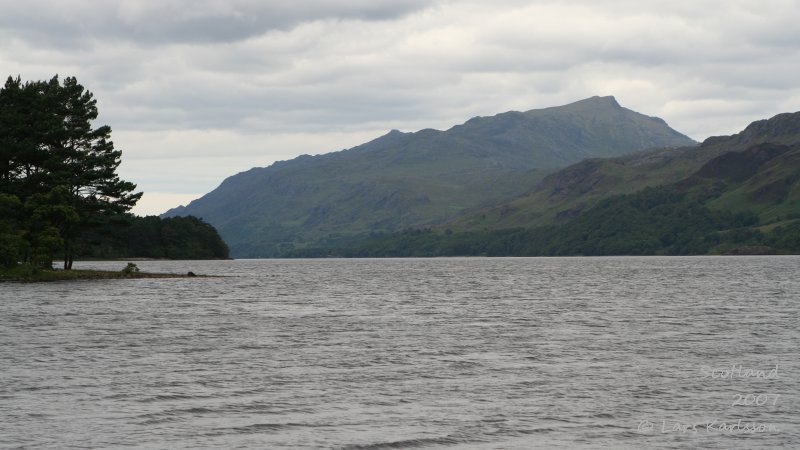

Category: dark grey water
[1, 257, 798, 449]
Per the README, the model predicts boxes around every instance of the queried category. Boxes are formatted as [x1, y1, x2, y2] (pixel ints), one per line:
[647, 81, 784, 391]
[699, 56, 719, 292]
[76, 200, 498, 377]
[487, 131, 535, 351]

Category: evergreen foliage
[81, 215, 229, 260]
[0, 75, 229, 269]
[286, 184, 799, 257]
[0, 75, 141, 269]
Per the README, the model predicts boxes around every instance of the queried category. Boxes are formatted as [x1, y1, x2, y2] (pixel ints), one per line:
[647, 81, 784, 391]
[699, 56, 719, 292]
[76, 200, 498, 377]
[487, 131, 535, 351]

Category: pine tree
[47, 76, 141, 268]
[0, 75, 142, 269]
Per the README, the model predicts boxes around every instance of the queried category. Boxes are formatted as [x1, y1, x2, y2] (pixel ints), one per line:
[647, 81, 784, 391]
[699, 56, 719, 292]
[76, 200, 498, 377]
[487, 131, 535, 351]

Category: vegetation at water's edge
[284, 185, 800, 257]
[80, 215, 229, 260]
[0, 263, 201, 283]
[0, 75, 229, 272]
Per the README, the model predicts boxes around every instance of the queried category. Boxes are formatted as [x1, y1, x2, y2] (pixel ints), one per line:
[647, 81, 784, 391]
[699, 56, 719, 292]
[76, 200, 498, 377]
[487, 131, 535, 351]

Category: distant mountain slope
[704, 144, 800, 222]
[328, 121, 800, 258]
[450, 111, 800, 231]
[164, 96, 695, 257]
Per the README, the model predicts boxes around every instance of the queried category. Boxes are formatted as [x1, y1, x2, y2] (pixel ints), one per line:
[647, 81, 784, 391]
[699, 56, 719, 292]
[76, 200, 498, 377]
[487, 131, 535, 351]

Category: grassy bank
[0, 264, 201, 283]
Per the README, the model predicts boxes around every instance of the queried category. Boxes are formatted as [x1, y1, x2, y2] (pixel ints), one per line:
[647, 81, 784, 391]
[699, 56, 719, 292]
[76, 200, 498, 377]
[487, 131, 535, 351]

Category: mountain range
[331, 112, 800, 257]
[164, 96, 696, 257]
[448, 111, 800, 231]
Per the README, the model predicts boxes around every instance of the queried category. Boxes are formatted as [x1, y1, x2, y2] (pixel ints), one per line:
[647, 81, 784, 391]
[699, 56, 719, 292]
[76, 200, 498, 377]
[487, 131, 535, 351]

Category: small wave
[172, 347, 214, 354]
[136, 393, 216, 403]
[138, 417, 178, 426]
[235, 344, 269, 350]
[340, 435, 484, 449]
[184, 422, 309, 437]
[230, 422, 299, 433]
[536, 416, 578, 424]
[136, 406, 219, 425]
[512, 427, 559, 435]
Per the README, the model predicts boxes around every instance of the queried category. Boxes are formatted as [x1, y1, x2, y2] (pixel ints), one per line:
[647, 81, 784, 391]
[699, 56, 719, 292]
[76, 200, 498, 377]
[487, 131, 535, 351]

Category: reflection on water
[1, 257, 799, 448]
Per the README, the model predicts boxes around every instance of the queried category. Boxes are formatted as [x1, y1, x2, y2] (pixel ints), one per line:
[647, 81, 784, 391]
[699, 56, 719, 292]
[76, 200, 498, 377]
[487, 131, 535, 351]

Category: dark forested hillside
[82, 215, 230, 260]
[299, 186, 798, 258]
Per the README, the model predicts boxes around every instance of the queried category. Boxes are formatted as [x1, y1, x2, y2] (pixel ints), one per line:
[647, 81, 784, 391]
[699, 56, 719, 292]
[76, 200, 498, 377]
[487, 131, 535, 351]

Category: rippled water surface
[1, 257, 799, 449]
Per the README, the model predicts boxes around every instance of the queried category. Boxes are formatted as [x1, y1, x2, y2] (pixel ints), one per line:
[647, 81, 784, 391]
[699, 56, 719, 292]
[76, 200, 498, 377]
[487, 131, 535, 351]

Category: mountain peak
[565, 95, 622, 110]
[740, 111, 800, 142]
[583, 95, 620, 106]
[524, 95, 623, 116]
[702, 111, 800, 148]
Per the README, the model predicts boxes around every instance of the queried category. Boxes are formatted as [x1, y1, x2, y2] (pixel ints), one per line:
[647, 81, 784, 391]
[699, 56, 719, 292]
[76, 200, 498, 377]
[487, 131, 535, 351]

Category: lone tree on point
[0, 75, 141, 269]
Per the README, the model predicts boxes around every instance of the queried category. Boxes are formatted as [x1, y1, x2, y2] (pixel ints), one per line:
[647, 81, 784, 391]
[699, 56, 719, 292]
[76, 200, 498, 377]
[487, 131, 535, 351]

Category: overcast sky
[3, 0, 799, 215]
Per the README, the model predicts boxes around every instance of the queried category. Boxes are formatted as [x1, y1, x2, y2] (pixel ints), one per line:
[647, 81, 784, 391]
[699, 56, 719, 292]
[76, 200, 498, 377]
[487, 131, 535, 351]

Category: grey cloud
[3, 0, 800, 206]
[1, 0, 436, 46]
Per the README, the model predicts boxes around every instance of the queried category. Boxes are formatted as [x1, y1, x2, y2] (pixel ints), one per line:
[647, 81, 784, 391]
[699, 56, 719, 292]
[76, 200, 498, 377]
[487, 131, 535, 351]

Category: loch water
[1, 256, 799, 449]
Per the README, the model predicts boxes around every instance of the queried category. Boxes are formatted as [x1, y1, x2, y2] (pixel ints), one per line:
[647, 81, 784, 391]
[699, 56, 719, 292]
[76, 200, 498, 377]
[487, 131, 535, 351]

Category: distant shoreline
[75, 257, 233, 261]
[0, 268, 209, 283]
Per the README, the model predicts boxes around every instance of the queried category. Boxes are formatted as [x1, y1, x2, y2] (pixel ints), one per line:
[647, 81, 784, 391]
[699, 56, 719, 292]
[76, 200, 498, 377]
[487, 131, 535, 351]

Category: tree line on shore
[286, 185, 800, 257]
[0, 75, 228, 270]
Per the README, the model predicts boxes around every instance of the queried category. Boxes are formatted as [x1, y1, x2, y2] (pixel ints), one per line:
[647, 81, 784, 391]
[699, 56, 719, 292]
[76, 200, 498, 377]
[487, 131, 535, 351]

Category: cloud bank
[2, 0, 799, 214]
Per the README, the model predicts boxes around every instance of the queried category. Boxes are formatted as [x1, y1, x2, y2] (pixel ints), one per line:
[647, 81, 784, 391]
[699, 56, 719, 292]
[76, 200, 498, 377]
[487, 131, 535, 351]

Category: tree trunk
[63, 241, 73, 270]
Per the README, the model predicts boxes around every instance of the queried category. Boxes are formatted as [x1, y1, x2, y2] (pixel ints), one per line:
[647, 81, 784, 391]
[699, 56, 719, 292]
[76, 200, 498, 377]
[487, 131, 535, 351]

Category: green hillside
[165, 96, 694, 257]
[449, 112, 800, 231]
[310, 114, 800, 257]
[705, 145, 800, 222]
